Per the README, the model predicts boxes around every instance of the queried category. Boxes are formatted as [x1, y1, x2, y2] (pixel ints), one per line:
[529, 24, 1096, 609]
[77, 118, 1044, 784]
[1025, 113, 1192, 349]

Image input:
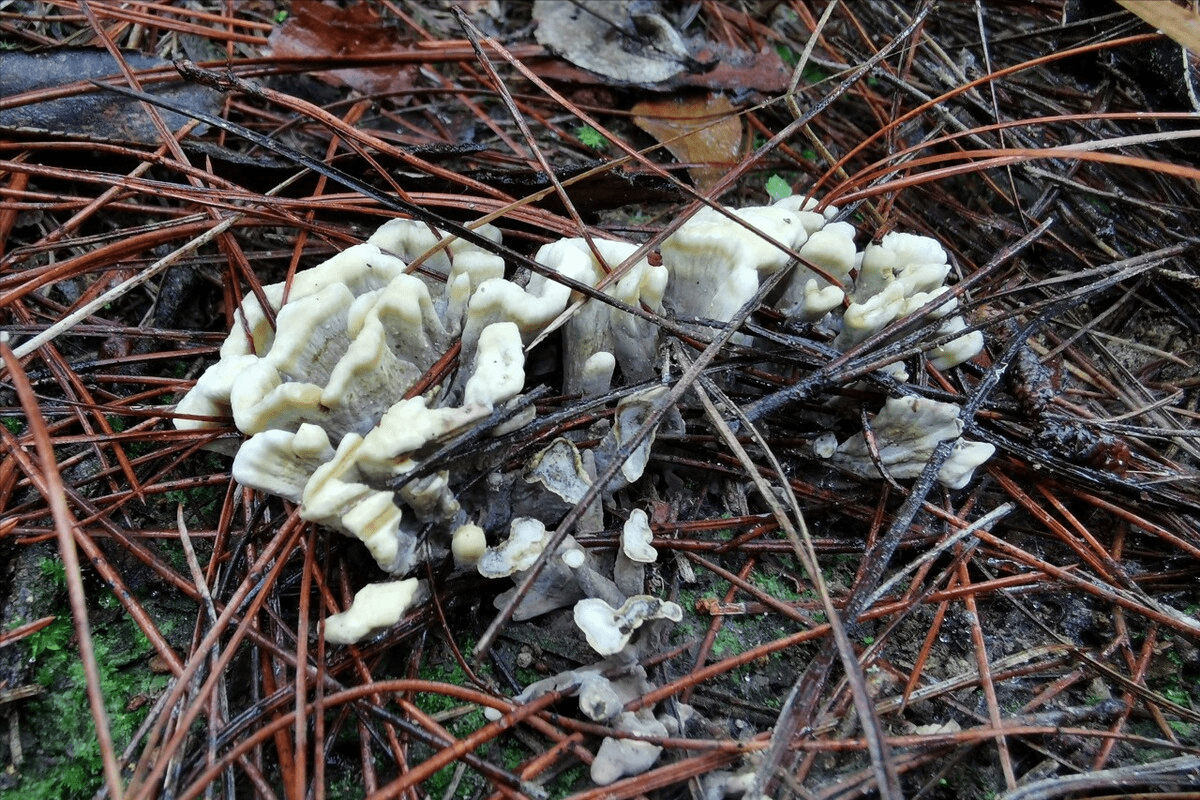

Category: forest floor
[1, 2, 1198, 799]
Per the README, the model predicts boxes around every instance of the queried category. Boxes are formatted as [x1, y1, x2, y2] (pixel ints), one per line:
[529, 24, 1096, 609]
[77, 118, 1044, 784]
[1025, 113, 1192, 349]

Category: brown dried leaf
[632, 93, 745, 193]
[267, 0, 418, 97]
[1116, 0, 1200, 55]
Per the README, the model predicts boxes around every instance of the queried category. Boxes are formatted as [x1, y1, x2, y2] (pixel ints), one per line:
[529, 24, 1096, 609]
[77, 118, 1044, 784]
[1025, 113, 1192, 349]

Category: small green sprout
[765, 174, 792, 202]
[575, 125, 609, 151]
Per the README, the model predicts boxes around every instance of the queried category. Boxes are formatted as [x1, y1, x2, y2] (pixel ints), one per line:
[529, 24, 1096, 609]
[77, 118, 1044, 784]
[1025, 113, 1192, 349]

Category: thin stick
[11, 215, 240, 360]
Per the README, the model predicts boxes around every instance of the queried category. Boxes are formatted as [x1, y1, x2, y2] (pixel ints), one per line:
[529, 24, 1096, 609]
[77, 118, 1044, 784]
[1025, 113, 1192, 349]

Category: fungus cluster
[661, 195, 984, 376]
[176, 195, 994, 785]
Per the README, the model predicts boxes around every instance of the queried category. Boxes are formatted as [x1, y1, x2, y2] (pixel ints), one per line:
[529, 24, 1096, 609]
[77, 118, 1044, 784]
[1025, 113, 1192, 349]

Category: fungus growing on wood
[620, 508, 657, 564]
[450, 523, 486, 568]
[176, 199, 994, 652]
[534, 237, 668, 393]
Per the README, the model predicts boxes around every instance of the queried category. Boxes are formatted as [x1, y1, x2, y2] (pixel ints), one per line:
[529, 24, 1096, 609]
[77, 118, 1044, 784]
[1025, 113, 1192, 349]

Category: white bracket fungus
[523, 437, 594, 506]
[590, 711, 669, 785]
[613, 507, 657, 596]
[812, 431, 838, 460]
[173, 353, 260, 454]
[835, 231, 983, 368]
[620, 508, 657, 564]
[927, 314, 985, 371]
[477, 517, 553, 579]
[230, 423, 335, 503]
[831, 395, 996, 489]
[661, 202, 815, 325]
[593, 386, 674, 485]
[300, 433, 420, 573]
[654, 196, 983, 372]
[176, 219, 657, 581]
[483, 660, 652, 724]
[479, 517, 589, 620]
[489, 656, 671, 785]
[534, 237, 668, 393]
[573, 595, 683, 656]
[323, 578, 423, 645]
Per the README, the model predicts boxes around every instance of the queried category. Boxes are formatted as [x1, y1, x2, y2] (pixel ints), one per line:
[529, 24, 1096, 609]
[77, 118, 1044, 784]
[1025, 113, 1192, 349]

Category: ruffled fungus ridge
[175, 219, 590, 594]
[477, 516, 590, 621]
[653, 194, 991, 489]
[655, 196, 983, 373]
[573, 595, 683, 656]
[174, 227, 486, 442]
[660, 200, 816, 325]
[533, 237, 668, 393]
[590, 711, 670, 785]
[620, 508, 657, 564]
[834, 231, 982, 368]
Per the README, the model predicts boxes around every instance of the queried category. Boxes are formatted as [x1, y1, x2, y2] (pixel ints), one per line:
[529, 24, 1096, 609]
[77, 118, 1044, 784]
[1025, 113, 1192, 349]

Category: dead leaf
[1116, 1, 1200, 56]
[523, 48, 790, 94]
[533, 0, 692, 84]
[267, 0, 418, 97]
[0, 49, 223, 143]
[632, 94, 745, 193]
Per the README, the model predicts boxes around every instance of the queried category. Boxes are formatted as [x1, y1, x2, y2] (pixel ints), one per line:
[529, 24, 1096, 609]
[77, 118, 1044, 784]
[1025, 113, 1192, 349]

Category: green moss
[501, 744, 524, 772]
[412, 658, 500, 798]
[547, 764, 586, 799]
[822, 553, 859, 585]
[677, 589, 698, 610]
[12, 603, 168, 799]
[752, 572, 802, 602]
[123, 437, 153, 458]
[1163, 686, 1191, 708]
[710, 627, 740, 659]
[164, 483, 222, 519]
[153, 538, 195, 578]
[324, 771, 365, 800]
[38, 556, 66, 588]
[1168, 721, 1195, 738]
[801, 64, 827, 83]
